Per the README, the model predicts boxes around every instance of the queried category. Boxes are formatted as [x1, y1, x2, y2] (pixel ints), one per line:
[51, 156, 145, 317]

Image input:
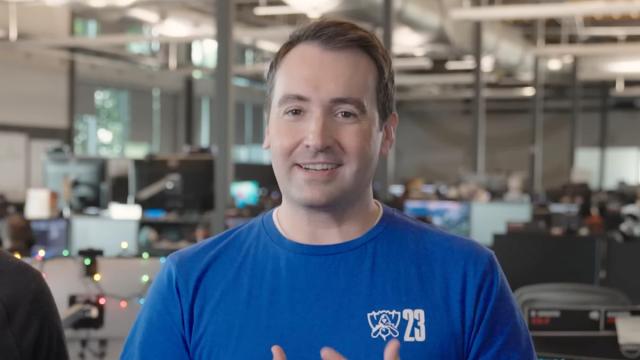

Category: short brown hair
[265, 19, 396, 128]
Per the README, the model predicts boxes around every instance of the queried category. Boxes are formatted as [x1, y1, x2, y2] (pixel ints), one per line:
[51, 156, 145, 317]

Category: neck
[275, 196, 382, 245]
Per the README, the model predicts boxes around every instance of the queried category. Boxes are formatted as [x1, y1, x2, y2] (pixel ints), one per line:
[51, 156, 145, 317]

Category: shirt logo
[367, 310, 401, 340]
[367, 309, 427, 342]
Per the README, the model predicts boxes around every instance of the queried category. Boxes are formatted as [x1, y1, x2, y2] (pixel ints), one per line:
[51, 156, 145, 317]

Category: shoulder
[381, 206, 495, 266]
[166, 212, 268, 272]
[0, 251, 46, 295]
[0, 252, 56, 319]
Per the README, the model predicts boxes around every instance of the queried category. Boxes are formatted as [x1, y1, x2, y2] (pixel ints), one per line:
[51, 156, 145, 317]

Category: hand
[271, 339, 400, 360]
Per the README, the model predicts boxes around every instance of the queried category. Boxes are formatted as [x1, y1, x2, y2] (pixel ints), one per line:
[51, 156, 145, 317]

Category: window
[74, 88, 130, 157]
[73, 17, 99, 37]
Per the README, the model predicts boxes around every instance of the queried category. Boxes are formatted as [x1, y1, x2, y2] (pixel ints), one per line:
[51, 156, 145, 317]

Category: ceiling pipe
[333, 0, 534, 77]
[450, 1, 640, 21]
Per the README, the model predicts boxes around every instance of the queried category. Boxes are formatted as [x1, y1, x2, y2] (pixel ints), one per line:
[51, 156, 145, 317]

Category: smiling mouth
[297, 163, 341, 171]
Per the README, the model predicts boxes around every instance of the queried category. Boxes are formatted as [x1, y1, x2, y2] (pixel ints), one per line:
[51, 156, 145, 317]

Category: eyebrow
[276, 94, 368, 115]
[277, 94, 310, 108]
[329, 97, 367, 115]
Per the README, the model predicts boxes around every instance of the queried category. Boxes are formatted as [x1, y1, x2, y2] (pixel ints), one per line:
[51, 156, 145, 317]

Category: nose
[303, 113, 333, 152]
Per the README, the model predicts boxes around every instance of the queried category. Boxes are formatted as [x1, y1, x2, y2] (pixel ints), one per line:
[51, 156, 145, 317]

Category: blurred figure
[0, 250, 69, 359]
[5, 214, 34, 258]
[503, 172, 530, 203]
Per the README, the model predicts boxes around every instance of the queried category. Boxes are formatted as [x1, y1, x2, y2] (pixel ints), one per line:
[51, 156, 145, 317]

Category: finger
[383, 339, 401, 360]
[271, 345, 287, 360]
[320, 346, 347, 360]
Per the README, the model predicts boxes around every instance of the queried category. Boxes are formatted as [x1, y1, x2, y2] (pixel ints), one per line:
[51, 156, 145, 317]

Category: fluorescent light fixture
[393, 26, 426, 49]
[43, 0, 69, 5]
[156, 17, 192, 37]
[256, 39, 281, 53]
[606, 60, 640, 74]
[87, 0, 109, 7]
[445, 59, 476, 71]
[481, 55, 495, 73]
[450, 1, 640, 21]
[85, 0, 135, 6]
[546, 58, 563, 71]
[282, 0, 341, 19]
[393, 57, 434, 71]
[253, 5, 304, 16]
[522, 86, 536, 97]
[127, 8, 160, 23]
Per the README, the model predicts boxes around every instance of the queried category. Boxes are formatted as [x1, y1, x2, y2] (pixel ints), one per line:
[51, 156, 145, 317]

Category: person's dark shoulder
[0, 250, 48, 300]
[0, 250, 69, 360]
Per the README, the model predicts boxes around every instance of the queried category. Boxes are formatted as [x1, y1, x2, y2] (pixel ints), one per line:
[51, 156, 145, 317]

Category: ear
[262, 122, 271, 149]
[379, 112, 399, 156]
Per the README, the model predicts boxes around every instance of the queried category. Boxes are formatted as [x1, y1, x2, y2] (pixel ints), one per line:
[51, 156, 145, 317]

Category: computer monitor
[43, 155, 106, 211]
[470, 202, 532, 247]
[404, 200, 471, 237]
[493, 234, 600, 291]
[30, 219, 68, 258]
[133, 157, 214, 212]
[548, 203, 582, 233]
[230, 181, 260, 209]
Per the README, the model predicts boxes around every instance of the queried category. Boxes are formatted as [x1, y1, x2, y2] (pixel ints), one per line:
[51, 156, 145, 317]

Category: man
[0, 250, 69, 359]
[122, 20, 535, 359]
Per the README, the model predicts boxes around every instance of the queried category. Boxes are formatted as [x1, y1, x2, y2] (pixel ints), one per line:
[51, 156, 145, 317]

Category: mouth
[296, 162, 342, 172]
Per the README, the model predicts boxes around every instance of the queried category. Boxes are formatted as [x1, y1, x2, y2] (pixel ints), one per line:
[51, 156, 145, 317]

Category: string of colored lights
[22, 250, 168, 309]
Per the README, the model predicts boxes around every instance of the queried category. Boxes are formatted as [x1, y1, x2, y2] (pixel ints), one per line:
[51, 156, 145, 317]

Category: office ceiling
[1, 0, 640, 100]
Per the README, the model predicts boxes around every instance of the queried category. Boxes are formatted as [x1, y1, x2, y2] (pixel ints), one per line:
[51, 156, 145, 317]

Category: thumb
[320, 346, 347, 360]
[271, 345, 287, 360]
[383, 339, 401, 360]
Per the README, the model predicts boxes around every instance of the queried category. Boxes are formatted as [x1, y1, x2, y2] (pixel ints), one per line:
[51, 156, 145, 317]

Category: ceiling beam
[450, 1, 640, 21]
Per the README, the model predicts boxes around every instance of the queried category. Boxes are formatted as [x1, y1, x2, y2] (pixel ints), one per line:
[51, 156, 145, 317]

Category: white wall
[0, 50, 70, 129]
[0, 5, 71, 129]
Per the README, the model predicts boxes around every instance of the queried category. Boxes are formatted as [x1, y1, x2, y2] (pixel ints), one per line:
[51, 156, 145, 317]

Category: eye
[336, 111, 357, 119]
[284, 108, 303, 117]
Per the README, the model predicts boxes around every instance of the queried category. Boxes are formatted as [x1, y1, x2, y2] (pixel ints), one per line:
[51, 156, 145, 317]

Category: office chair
[515, 283, 632, 311]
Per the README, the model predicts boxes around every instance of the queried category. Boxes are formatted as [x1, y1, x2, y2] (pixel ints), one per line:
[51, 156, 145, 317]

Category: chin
[288, 191, 346, 210]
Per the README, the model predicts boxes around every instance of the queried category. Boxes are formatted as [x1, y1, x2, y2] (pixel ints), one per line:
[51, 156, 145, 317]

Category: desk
[535, 336, 630, 360]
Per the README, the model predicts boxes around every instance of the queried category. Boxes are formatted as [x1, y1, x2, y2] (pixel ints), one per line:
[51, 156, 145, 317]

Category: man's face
[264, 42, 397, 210]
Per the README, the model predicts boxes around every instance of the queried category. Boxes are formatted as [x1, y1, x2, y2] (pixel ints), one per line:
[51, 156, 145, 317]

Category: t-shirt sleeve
[121, 257, 190, 360]
[466, 252, 536, 360]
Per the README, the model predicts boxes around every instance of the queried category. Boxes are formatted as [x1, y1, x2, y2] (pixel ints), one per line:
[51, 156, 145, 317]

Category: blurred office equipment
[70, 216, 138, 257]
[30, 218, 69, 259]
[404, 200, 471, 237]
[44, 153, 107, 213]
[24, 188, 58, 219]
[132, 156, 214, 213]
[230, 180, 260, 209]
[515, 283, 639, 359]
[493, 234, 600, 291]
[469, 202, 532, 246]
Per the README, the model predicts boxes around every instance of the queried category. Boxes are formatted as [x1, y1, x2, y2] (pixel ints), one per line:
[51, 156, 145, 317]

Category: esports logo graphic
[367, 310, 401, 341]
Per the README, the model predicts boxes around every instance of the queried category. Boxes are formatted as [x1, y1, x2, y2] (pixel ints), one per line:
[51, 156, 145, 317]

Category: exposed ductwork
[334, 0, 535, 77]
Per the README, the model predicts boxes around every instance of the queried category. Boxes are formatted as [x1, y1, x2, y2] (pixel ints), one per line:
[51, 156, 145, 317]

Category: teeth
[301, 163, 339, 171]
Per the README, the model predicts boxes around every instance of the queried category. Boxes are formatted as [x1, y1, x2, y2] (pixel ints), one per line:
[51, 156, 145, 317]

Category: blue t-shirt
[122, 206, 535, 359]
